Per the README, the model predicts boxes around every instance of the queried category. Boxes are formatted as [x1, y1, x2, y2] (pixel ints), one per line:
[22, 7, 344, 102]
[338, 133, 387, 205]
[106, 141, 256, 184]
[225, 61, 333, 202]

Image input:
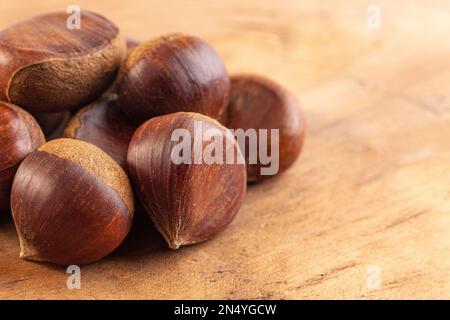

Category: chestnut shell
[64, 94, 136, 169]
[117, 34, 230, 124]
[0, 102, 45, 214]
[225, 75, 306, 182]
[127, 112, 247, 249]
[0, 11, 125, 113]
[11, 138, 134, 265]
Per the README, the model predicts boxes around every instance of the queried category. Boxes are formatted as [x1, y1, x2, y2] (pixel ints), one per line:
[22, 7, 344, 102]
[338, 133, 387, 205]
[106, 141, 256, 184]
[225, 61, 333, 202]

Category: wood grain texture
[1, 0, 450, 299]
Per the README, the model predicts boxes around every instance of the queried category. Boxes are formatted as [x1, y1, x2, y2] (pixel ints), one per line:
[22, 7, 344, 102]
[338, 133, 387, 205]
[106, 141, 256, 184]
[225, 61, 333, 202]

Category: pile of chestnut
[0, 11, 305, 265]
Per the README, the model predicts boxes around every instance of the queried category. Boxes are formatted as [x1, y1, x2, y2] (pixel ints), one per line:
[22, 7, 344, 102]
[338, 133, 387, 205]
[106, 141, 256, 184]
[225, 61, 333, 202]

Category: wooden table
[1, 0, 449, 299]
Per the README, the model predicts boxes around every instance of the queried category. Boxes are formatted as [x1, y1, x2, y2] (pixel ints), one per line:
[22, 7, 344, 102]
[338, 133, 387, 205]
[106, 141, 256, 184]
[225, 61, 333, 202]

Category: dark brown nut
[0, 102, 45, 214]
[11, 138, 134, 265]
[64, 94, 136, 169]
[127, 112, 246, 249]
[225, 75, 306, 182]
[33, 111, 71, 140]
[0, 11, 125, 114]
[117, 34, 230, 125]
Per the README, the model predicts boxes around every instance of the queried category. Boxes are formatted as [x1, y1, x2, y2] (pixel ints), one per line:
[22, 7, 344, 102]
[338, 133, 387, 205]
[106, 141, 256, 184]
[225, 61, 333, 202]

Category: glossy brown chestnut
[225, 75, 306, 182]
[64, 94, 136, 169]
[34, 111, 71, 140]
[127, 112, 246, 249]
[0, 102, 45, 214]
[0, 11, 125, 114]
[11, 138, 134, 265]
[117, 34, 230, 124]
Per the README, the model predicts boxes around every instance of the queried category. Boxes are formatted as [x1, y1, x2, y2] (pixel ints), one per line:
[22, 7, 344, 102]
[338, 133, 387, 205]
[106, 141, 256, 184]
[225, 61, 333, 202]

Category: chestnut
[127, 112, 246, 249]
[117, 34, 230, 124]
[225, 75, 306, 182]
[0, 102, 45, 214]
[11, 138, 134, 265]
[63, 94, 136, 169]
[0, 11, 125, 114]
[33, 111, 71, 140]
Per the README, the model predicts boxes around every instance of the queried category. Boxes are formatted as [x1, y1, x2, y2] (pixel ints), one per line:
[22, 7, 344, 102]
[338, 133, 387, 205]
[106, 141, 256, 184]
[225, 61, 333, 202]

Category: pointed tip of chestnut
[168, 242, 181, 250]
[117, 34, 230, 125]
[125, 38, 141, 56]
[225, 74, 306, 182]
[0, 11, 125, 113]
[19, 240, 42, 261]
